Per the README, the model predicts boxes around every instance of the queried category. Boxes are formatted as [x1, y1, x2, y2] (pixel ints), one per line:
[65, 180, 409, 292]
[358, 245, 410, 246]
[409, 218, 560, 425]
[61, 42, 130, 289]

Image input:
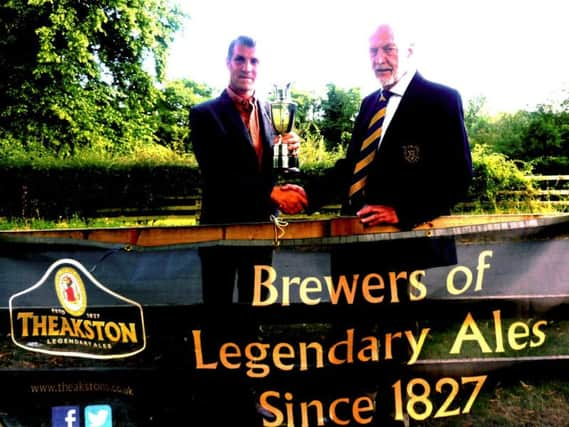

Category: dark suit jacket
[190, 90, 278, 225]
[309, 72, 473, 230]
[309, 72, 473, 271]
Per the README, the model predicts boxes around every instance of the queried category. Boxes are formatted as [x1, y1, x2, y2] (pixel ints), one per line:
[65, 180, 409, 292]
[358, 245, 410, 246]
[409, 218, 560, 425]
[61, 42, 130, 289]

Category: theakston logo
[9, 258, 146, 359]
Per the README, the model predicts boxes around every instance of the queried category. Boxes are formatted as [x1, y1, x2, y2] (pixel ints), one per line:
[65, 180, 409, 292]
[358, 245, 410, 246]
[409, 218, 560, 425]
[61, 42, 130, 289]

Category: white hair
[370, 22, 416, 51]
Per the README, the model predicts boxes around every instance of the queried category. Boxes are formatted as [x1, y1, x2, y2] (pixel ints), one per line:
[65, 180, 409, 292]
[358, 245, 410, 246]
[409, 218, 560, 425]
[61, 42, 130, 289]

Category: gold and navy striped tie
[349, 90, 391, 201]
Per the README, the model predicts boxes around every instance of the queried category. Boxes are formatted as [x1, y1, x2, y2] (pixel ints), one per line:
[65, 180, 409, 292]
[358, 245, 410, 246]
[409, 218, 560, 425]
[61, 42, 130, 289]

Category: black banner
[1, 215, 568, 426]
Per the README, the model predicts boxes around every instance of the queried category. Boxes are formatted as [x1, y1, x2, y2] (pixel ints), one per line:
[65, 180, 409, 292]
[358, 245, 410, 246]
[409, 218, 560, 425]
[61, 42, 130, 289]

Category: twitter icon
[85, 405, 112, 427]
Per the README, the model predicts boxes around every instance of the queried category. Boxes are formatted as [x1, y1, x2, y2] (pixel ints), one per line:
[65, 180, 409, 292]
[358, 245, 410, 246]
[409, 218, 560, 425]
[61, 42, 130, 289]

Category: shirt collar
[384, 68, 416, 98]
[226, 86, 256, 106]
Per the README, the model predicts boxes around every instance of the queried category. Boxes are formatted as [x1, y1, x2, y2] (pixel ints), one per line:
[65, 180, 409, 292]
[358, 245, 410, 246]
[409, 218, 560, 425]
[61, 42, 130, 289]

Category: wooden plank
[135, 226, 224, 247]
[1, 214, 567, 248]
[528, 175, 569, 181]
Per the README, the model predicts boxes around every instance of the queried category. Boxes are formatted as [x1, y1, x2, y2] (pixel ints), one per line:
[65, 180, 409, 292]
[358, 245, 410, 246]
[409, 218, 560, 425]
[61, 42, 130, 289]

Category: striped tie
[348, 90, 391, 202]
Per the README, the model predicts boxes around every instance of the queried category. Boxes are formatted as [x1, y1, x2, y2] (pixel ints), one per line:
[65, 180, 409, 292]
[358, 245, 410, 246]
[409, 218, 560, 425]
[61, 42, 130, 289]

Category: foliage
[155, 79, 215, 152]
[318, 84, 361, 149]
[464, 95, 491, 146]
[0, 157, 200, 221]
[464, 96, 569, 174]
[291, 89, 320, 133]
[298, 131, 345, 171]
[469, 144, 536, 212]
[1, 0, 569, 218]
[0, 0, 185, 155]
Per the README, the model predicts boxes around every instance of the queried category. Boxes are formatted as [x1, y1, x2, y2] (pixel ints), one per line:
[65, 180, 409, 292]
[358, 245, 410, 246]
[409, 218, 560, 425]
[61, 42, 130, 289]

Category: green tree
[318, 83, 361, 149]
[464, 96, 493, 147]
[489, 105, 568, 173]
[0, 0, 184, 155]
[155, 79, 214, 152]
[469, 144, 535, 212]
[524, 105, 562, 159]
[488, 111, 531, 156]
[288, 88, 322, 140]
[289, 89, 317, 128]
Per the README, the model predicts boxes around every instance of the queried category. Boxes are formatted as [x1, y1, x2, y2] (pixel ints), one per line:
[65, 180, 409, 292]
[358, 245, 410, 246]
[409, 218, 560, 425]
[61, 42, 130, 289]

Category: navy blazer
[309, 73, 473, 271]
[190, 90, 278, 225]
[310, 72, 473, 229]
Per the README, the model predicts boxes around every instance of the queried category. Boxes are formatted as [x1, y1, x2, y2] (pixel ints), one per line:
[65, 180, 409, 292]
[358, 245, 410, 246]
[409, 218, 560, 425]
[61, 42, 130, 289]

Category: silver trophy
[271, 83, 299, 174]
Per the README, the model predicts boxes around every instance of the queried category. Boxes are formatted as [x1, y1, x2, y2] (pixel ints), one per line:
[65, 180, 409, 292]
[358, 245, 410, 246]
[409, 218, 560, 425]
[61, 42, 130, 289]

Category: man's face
[227, 42, 259, 95]
[369, 25, 410, 89]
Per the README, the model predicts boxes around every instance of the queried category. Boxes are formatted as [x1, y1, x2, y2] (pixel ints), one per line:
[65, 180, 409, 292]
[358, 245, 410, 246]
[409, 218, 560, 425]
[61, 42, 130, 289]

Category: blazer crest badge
[402, 144, 421, 164]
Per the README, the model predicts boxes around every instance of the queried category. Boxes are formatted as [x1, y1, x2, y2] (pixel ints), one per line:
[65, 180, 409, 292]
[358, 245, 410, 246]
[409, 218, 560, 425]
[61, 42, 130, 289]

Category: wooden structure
[2, 213, 567, 248]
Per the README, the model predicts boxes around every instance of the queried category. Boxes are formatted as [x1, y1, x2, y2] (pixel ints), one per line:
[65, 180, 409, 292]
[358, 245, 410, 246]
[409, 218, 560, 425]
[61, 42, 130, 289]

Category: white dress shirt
[378, 68, 416, 148]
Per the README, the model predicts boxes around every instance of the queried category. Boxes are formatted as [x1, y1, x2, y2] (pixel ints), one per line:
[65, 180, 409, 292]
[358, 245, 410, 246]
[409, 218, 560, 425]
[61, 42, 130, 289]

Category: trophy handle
[287, 103, 296, 133]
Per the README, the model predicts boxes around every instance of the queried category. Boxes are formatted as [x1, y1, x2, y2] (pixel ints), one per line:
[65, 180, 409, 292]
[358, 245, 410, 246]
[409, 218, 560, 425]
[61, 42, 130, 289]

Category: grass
[257, 319, 569, 426]
[415, 319, 569, 425]
[0, 214, 197, 231]
[417, 378, 569, 426]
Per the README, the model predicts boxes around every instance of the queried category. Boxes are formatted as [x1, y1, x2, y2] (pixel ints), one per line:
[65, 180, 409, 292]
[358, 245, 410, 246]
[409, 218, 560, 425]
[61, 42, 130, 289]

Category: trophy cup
[271, 83, 299, 174]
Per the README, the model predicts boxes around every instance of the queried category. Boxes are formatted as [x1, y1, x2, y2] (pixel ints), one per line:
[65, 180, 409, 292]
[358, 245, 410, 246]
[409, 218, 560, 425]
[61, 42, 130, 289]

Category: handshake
[270, 131, 306, 215]
[270, 184, 307, 215]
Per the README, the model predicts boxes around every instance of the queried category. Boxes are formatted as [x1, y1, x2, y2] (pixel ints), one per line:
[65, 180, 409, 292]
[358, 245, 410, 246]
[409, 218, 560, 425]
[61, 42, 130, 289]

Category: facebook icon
[52, 406, 80, 427]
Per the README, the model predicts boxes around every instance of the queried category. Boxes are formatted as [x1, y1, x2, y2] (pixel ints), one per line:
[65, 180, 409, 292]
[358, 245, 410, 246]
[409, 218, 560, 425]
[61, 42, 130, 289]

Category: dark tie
[348, 90, 391, 202]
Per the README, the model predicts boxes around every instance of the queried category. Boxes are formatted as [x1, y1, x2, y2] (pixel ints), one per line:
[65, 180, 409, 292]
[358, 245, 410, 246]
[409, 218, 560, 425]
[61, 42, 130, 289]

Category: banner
[0, 215, 568, 426]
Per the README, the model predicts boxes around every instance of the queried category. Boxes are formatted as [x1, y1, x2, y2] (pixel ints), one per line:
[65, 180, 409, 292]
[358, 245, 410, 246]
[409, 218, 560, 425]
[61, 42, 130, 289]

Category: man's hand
[357, 204, 399, 226]
[275, 132, 300, 157]
[271, 184, 307, 214]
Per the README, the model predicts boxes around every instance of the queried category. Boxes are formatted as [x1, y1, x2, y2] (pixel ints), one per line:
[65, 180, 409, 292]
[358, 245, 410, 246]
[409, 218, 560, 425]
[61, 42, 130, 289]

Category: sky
[166, 0, 569, 114]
